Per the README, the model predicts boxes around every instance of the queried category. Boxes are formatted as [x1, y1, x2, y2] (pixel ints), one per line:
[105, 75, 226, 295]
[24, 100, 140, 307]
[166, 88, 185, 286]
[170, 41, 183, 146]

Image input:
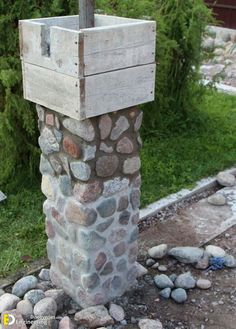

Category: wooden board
[22, 62, 80, 119]
[20, 15, 156, 77]
[84, 64, 156, 118]
[82, 22, 156, 76]
[22, 62, 155, 120]
[19, 21, 80, 77]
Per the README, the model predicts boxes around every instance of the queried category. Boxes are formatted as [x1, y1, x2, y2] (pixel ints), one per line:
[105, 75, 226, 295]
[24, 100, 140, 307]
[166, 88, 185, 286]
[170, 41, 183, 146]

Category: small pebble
[148, 244, 168, 259]
[146, 259, 155, 267]
[171, 288, 188, 304]
[158, 265, 167, 272]
[196, 279, 212, 290]
[159, 288, 171, 299]
[109, 303, 125, 322]
[151, 262, 160, 269]
[39, 269, 50, 281]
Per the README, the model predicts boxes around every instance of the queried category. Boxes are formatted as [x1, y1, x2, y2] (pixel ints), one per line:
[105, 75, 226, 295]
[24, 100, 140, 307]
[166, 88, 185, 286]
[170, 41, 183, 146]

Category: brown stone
[116, 137, 134, 154]
[63, 136, 81, 158]
[101, 261, 114, 275]
[95, 252, 107, 271]
[113, 242, 126, 257]
[109, 228, 126, 244]
[51, 207, 63, 225]
[65, 200, 97, 226]
[57, 258, 70, 277]
[74, 181, 102, 203]
[46, 113, 54, 126]
[99, 114, 112, 140]
[45, 220, 55, 239]
[128, 243, 139, 263]
[130, 189, 141, 210]
[96, 155, 119, 177]
[117, 196, 129, 212]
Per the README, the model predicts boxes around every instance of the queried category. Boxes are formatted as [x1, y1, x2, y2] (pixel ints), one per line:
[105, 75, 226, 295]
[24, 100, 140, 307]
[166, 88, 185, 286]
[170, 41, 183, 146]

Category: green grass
[1, 90, 236, 277]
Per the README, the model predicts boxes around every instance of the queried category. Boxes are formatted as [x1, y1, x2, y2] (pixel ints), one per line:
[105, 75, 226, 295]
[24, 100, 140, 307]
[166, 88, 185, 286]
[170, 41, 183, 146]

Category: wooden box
[19, 15, 156, 120]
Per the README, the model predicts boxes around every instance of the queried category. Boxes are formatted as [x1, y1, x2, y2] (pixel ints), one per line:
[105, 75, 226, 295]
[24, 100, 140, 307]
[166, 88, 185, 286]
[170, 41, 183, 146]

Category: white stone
[74, 305, 114, 328]
[110, 116, 130, 140]
[148, 244, 168, 259]
[134, 112, 143, 131]
[70, 162, 91, 181]
[17, 299, 33, 320]
[207, 193, 226, 206]
[206, 245, 226, 258]
[0, 293, 20, 313]
[34, 297, 57, 317]
[196, 279, 212, 290]
[38, 127, 60, 155]
[103, 177, 129, 197]
[109, 303, 125, 322]
[36, 104, 45, 121]
[217, 172, 236, 187]
[123, 157, 141, 174]
[63, 118, 95, 142]
[100, 142, 113, 153]
[139, 318, 163, 329]
[41, 175, 57, 201]
[82, 145, 96, 161]
[59, 316, 75, 329]
[39, 269, 50, 281]
[168, 247, 204, 264]
[135, 262, 148, 277]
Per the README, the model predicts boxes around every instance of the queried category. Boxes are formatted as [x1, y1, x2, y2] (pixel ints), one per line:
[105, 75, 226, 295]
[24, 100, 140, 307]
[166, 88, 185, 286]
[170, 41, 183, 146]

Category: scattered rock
[169, 274, 177, 283]
[217, 172, 236, 187]
[195, 252, 210, 270]
[154, 274, 174, 289]
[171, 288, 188, 304]
[223, 254, 236, 268]
[59, 316, 75, 329]
[207, 193, 227, 206]
[151, 262, 160, 269]
[12, 275, 38, 297]
[148, 244, 168, 259]
[45, 289, 68, 313]
[158, 265, 168, 272]
[175, 272, 196, 289]
[0, 293, 20, 313]
[34, 297, 57, 317]
[24, 289, 45, 306]
[39, 269, 50, 281]
[135, 262, 148, 277]
[206, 245, 226, 258]
[17, 299, 33, 320]
[74, 305, 114, 328]
[146, 259, 156, 267]
[196, 279, 212, 290]
[168, 247, 204, 264]
[159, 287, 171, 299]
[109, 303, 125, 321]
[138, 318, 163, 329]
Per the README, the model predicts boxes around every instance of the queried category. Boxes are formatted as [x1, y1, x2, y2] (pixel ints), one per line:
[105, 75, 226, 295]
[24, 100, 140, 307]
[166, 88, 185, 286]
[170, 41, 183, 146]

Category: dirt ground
[113, 225, 236, 329]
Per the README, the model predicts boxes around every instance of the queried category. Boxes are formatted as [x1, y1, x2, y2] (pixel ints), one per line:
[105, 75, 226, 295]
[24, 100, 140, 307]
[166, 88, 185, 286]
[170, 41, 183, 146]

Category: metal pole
[79, 0, 95, 29]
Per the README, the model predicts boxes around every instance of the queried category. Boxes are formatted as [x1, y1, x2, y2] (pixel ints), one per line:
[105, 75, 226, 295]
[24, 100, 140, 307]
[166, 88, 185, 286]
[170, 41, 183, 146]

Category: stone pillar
[37, 104, 143, 308]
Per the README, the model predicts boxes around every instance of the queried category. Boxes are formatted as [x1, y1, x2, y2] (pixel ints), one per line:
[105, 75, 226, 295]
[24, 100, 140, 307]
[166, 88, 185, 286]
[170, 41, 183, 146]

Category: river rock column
[37, 104, 143, 308]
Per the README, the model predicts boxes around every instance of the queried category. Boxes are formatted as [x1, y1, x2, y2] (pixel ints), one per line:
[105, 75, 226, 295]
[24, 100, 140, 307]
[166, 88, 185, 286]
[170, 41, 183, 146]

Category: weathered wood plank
[19, 21, 80, 77]
[23, 62, 80, 119]
[84, 64, 156, 119]
[79, 0, 95, 29]
[82, 22, 156, 76]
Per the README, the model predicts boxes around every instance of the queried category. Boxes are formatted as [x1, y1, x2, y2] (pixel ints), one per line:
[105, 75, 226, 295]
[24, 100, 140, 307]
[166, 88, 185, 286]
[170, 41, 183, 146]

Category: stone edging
[140, 167, 236, 221]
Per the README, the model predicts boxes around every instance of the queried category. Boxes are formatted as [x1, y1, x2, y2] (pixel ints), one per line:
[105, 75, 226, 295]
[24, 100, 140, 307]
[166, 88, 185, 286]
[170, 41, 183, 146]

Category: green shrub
[0, 0, 214, 188]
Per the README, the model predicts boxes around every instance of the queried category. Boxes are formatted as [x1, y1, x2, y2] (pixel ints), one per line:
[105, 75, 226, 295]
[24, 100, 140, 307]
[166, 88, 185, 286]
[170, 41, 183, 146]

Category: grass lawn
[1, 90, 236, 277]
